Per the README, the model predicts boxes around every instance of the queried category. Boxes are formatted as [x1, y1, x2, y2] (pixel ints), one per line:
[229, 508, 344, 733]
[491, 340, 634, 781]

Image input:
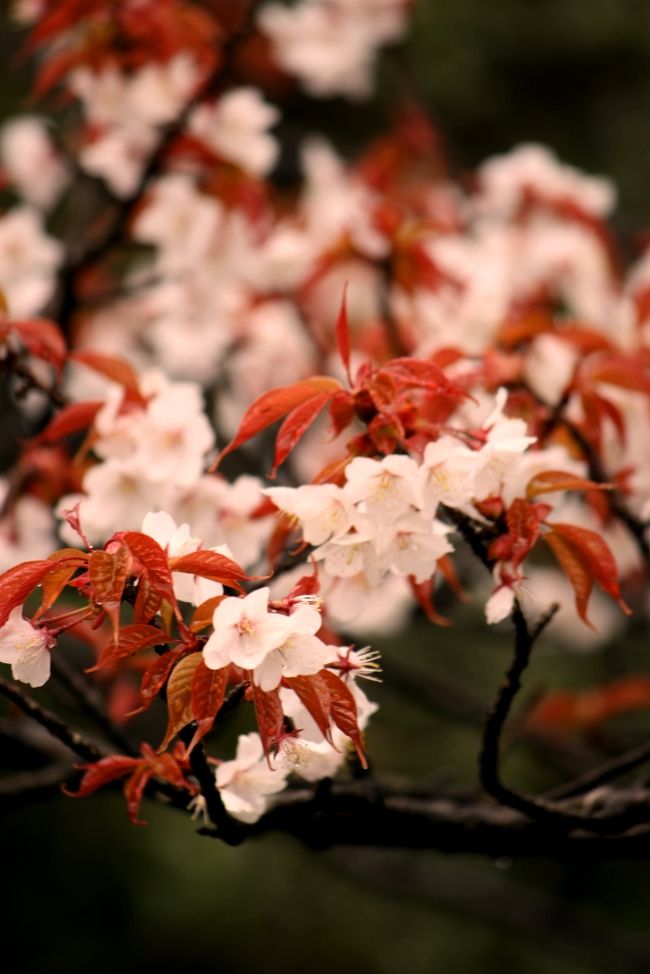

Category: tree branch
[0, 676, 107, 764]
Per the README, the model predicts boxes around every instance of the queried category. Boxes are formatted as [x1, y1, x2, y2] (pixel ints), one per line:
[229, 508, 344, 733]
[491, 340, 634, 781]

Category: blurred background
[3, 2, 650, 972]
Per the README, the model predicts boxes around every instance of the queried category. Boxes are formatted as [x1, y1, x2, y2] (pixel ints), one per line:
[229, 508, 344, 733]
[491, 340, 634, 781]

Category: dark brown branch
[51, 655, 135, 756]
[478, 604, 650, 832]
[0, 676, 107, 764]
[53, 0, 262, 336]
[197, 780, 650, 860]
[179, 729, 243, 844]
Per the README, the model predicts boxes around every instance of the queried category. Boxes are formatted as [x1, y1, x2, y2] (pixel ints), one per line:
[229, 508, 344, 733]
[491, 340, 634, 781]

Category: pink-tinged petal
[281, 635, 337, 678]
[287, 604, 322, 636]
[203, 629, 236, 670]
[260, 612, 295, 650]
[212, 595, 245, 628]
[13, 640, 51, 687]
[243, 586, 271, 620]
[486, 585, 516, 625]
[253, 652, 284, 692]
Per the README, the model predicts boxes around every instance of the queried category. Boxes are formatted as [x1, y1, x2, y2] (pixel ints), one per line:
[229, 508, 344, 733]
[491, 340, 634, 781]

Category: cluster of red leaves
[526, 677, 650, 734]
[24, 0, 225, 98]
[64, 743, 196, 825]
[488, 489, 631, 626]
[213, 297, 469, 479]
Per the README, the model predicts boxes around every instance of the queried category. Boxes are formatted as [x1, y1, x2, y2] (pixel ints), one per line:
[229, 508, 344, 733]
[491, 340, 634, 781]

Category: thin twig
[544, 739, 650, 801]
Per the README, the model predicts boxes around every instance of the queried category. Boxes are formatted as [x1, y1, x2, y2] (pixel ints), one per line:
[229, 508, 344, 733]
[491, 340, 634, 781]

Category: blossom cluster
[0, 0, 647, 829]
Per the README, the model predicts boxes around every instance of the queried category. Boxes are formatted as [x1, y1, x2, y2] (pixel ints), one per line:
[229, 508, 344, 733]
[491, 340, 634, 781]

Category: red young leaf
[36, 401, 104, 444]
[89, 547, 130, 605]
[92, 623, 169, 671]
[169, 549, 247, 587]
[285, 673, 334, 745]
[584, 355, 650, 397]
[543, 523, 631, 626]
[185, 660, 227, 753]
[408, 576, 451, 626]
[526, 470, 612, 499]
[133, 578, 162, 625]
[64, 755, 139, 798]
[270, 392, 333, 477]
[506, 498, 548, 569]
[0, 559, 72, 628]
[527, 676, 650, 733]
[334, 286, 352, 384]
[36, 549, 88, 618]
[158, 653, 202, 752]
[381, 357, 461, 395]
[212, 376, 341, 469]
[190, 595, 225, 633]
[123, 765, 152, 825]
[133, 646, 189, 714]
[251, 682, 285, 763]
[4, 319, 67, 375]
[70, 351, 146, 404]
[117, 532, 176, 606]
[319, 669, 367, 767]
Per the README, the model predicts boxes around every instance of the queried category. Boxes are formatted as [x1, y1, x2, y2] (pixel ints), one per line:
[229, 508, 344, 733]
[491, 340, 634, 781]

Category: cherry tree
[2, 0, 650, 860]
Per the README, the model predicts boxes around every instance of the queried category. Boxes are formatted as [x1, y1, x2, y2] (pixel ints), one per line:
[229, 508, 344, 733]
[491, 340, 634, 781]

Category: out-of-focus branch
[51, 655, 135, 756]
[54, 0, 263, 336]
[0, 676, 107, 764]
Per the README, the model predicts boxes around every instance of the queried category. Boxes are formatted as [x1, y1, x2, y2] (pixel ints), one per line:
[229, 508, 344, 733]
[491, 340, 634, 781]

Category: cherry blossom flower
[189, 88, 280, 178]
[252, 603, 337, 692]
[0, 207, 63, 316]
[0, 117, 69, 209]
[0, 607, 53, 687]
[215, 732, 289, 823]
[203, 588, 294, 672]
[264, 484, 354, 546]
[343, 455, 422, 522]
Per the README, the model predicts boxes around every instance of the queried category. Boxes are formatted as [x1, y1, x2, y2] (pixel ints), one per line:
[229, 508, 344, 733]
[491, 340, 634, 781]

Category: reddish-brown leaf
[37, 401, 104, 444]
[190, 595, 224, 633]
[285, 674, 333, 744]
[158, 653, 202, 752]
[123, 765, 152, 825]
[251, 682, 285, 762]
[408, 576, 451, 626]
[36, 549, 88, 618]
[319, 669, 367, 767]
[89, 547, 130, 605]
[70, 351, 146, 404]
[584, 355, 650, 397]
[4, 319, 67, 375]
[526, 470, 612, 499]
[169, 549, 247, 587]
[92, 623, 169, 670]
[64, 755, 139, 798]
[133, 578, 162, 625]
[334, 287, 352, 384]
[382, 357, 460, 395]
[212, 376, 341, 469]
[0, 559, 68, 628]
[133, 646, 189, 714]
[184, 660, 228, 753]
[506, 498, 548, 569]
[544, 523, 631, 626]
[270, 392, 334, 478]
[118, 532, 176, 605]
[526, 677, 650, 733]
